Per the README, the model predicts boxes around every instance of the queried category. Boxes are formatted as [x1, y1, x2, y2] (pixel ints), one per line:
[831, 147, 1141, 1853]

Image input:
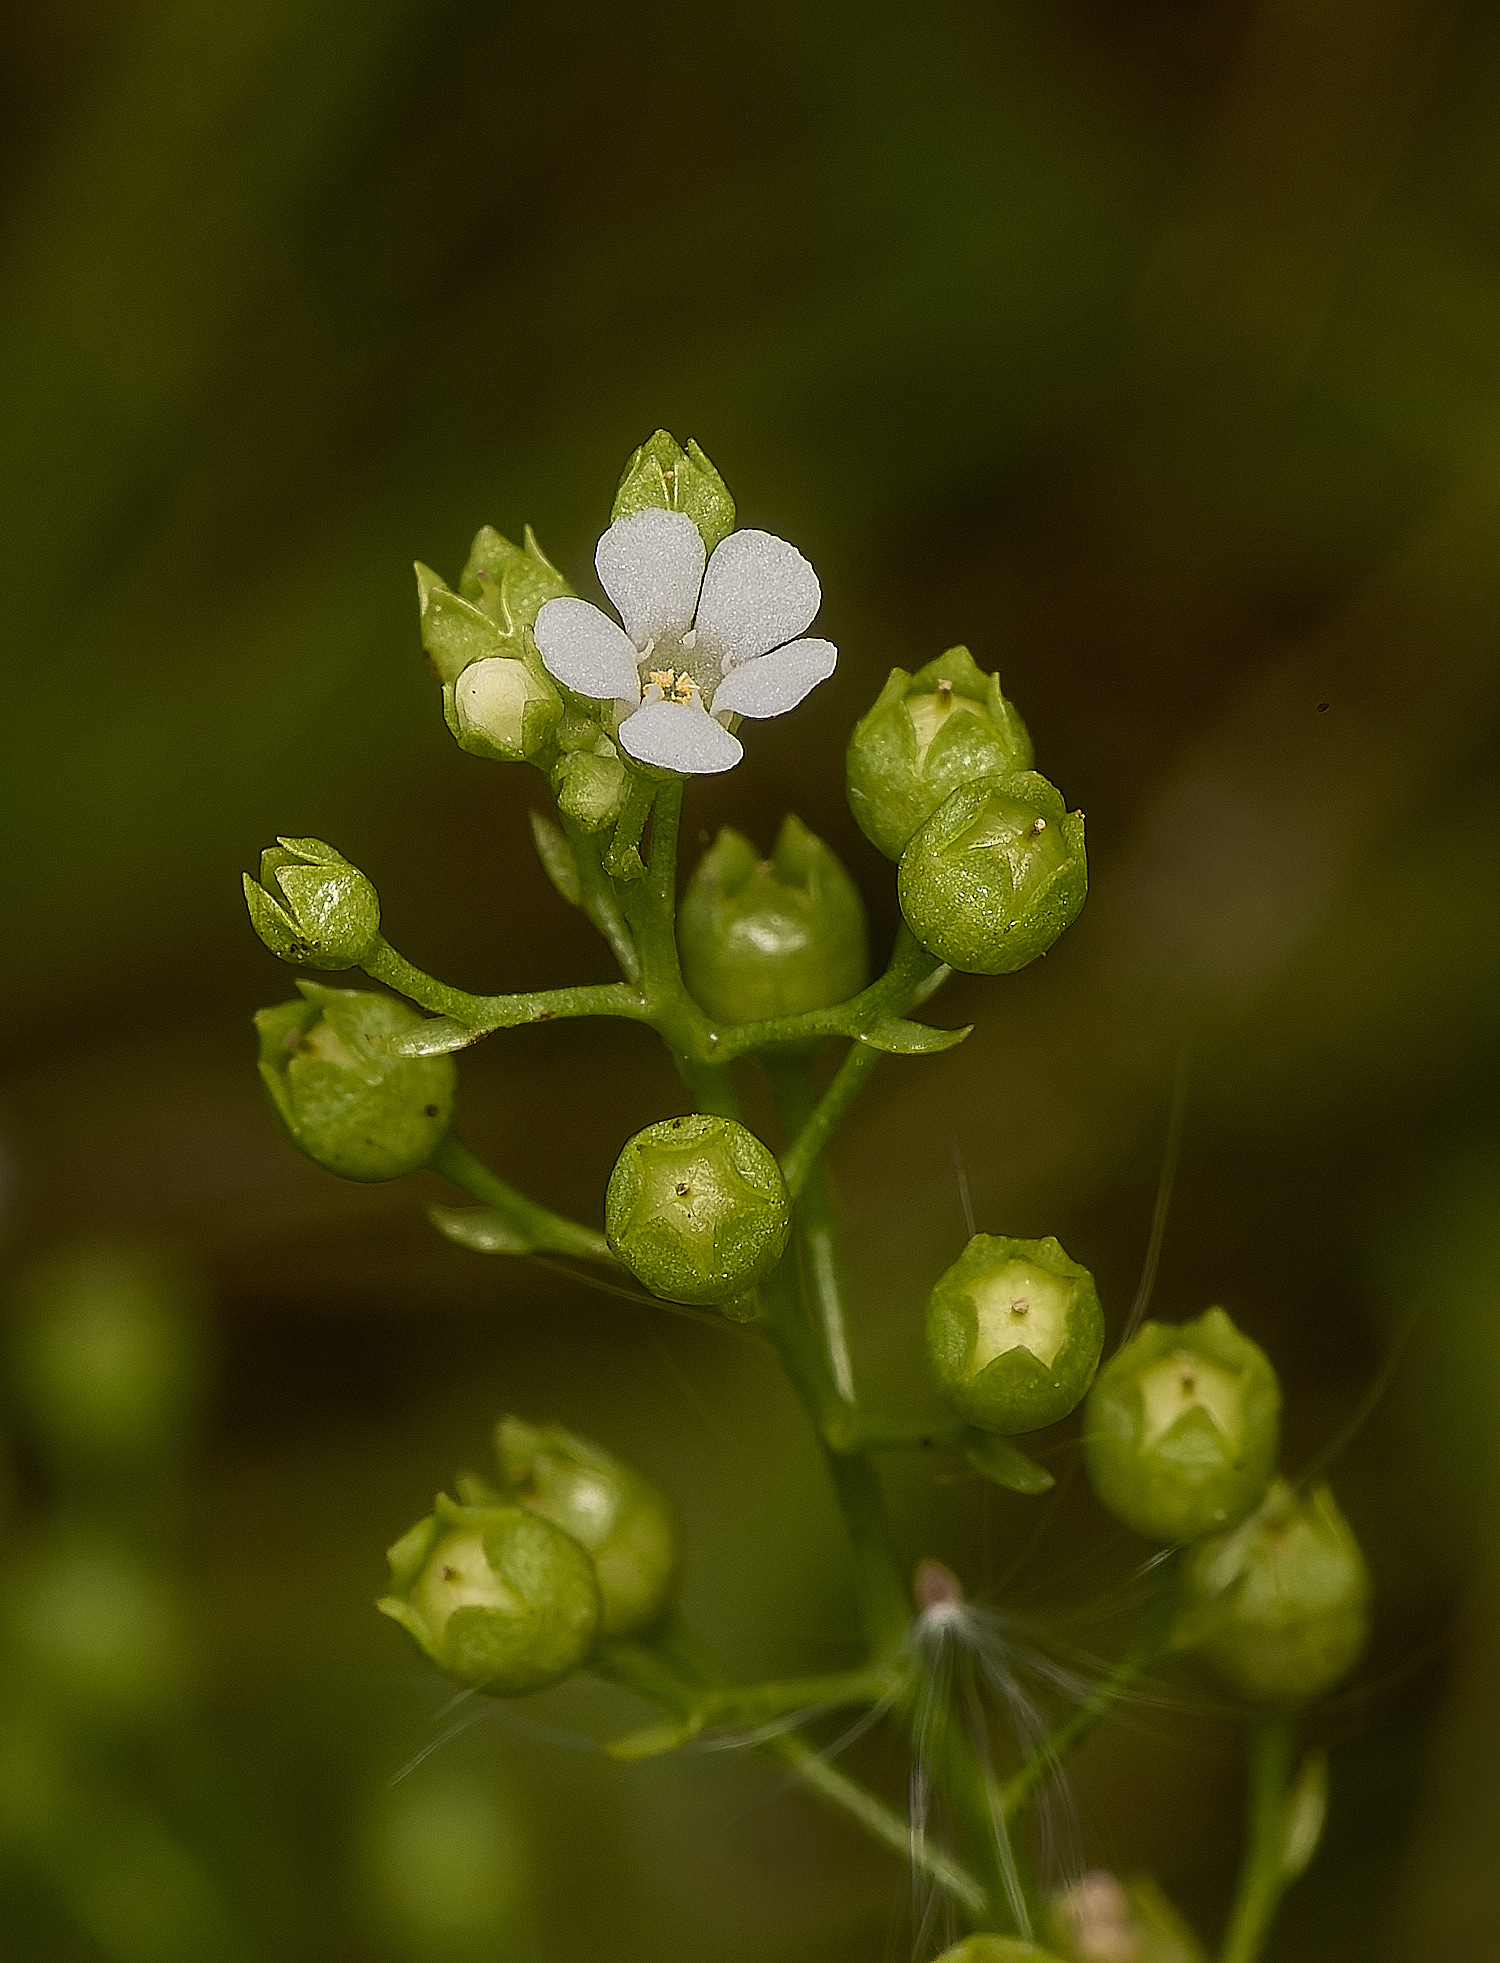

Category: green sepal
[457, 523, 571, 635]
[244, 836, 382, 971]
[416, 564, 508, 685]
[605, 1115, 792, 1308]
[611, 430, 736, 553]
[495, 1417, 680, 1639]
[679, 815, 870, 1027]
[254, 983, 456, 1182]
[552, 744, 629, 834]
[847, 646, 1034, 861]
[426, 1205, 532, 1256]
[927, 1234, 1104, 1436]
[1084, 1308, 1281, 1543]
[529, 812, 583, 907]
[376, 1490, 601, 1696]
[897, 772, 1087, 976]
[1172, 1480, 1369, 1702]
[964, 1433, 1056, 1495]
[857, 1015, 972, 1055]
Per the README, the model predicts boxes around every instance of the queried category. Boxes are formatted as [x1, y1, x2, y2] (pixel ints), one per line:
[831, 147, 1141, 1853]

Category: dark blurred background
[1, 1, 1498, 1957]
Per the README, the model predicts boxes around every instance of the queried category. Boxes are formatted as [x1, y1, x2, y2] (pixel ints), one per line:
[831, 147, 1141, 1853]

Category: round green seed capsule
[679, 815, 868, 1027]
[496, 1418, 680, 1639]
[926, 1235, 1104, 1436]
[1084, 1308, 1280, 1543]
[897, 772, 1086, 976]
[605, 1115, 791, 1308]
[254, 984, 455, 1182]
[377, 1495, 600, 1695]
[846, 645, 1034, 861]
[1174, 1479, 1371, 1704]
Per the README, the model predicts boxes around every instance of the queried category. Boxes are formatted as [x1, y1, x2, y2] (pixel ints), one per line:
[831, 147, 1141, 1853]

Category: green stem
[591, 1639, 984, 1916]
[566, 820, 641, 981]
[429, 1135, 615, 1264]
[1220, 1718, 1299, 1963]
[708, 923, 942, 1062]
[764, 1054, 858, 1401]
[780, 1042, 885, 1199]
[364, 941, 647, 1044]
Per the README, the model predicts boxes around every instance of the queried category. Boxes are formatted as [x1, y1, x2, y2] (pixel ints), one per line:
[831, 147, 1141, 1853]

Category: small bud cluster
[846, 646, 1086, 975]
[379, 1419, 680, 1694]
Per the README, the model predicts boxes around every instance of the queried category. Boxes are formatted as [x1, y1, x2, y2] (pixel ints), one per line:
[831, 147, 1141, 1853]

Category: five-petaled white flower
[532, 508, 837, 775]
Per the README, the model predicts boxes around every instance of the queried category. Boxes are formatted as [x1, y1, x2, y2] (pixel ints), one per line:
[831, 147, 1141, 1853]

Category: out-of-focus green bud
[1047, 1871, 1207, 1963]
[679, 815, 869, 1026]
[255, 983, 455, 1182]
[897, 772, 1087, 976]
[926, 1234, 1103, 1436]
[361, 1770, 528, 1951]
[243, 837, 381, 970]
[611, 429, 736, 553]
[551, 742, 630, 833]
[8, 1247, 205, 1467]
[416, 541, 566, 763]
[932, 1939, 1068, 1963]
[377, 1493, 600, 1694]
[1174, 1480, 1370, 1703]
[605, 1115, 791, 1309]
[847, 646, 1034, 861]
[496, 1418, 680, 1639]
[1084, 1309, 1280, 1543]
[5, 1531, 189, 1722]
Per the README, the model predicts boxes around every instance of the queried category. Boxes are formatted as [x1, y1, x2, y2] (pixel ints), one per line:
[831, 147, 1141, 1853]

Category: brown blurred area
[2, 1, 1498, 1957]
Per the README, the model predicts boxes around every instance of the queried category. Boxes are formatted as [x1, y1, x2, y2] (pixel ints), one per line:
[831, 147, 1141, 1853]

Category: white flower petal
[595, 509, 705, 648]
[694, 529, 821, 665]
[618, 699, 743, 775]
[533, 597, 641, 701]
[708, 638, 838, 720]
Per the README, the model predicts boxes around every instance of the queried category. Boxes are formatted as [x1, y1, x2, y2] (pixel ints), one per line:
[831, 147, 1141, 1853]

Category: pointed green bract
[377, 1492, 600, 1695]
[847, 646, 1033, 860]
[680, 814, 869, 1026]
[495, 1418, 680, 1639]
[611, 429, 736, 553]
[255, 983, 455, 1182]
[1084, 1309, 1281, 1543]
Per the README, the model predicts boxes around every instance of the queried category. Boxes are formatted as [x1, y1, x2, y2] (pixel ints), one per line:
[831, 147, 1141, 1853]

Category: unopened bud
[255, 983, 455, 1182]
[243, 837, 381, 970]
[496, 1418, 679, 1638]
[847, 646, 1033, 861]
[605, 1115, 791, 1308]
[417, 539, 567, 763]
[1084, 1309, 1280, 1543]
[680, 815, 868, 1025]
[926, 1234, 1103, 1435]
[377, 1493, 600, 1695]
[897, 773, 1086, 975]
[551, 744, 630, 833]
[1174, 1480, 1370, 1703]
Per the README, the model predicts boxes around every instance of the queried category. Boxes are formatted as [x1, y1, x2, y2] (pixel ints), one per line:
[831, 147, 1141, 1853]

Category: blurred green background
[2, 0, 1499, 1957]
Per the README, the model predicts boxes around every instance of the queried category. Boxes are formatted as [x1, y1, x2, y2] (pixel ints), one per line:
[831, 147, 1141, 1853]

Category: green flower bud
[846, 646, 1034, 861]
[551, 743, 630, 833]
[416, 538, 566, 764]
[1084, 1309, 1281, 1543]
[926, 1234, 1103, 1435]
[933, 1939, 1068, 1963]
[243, 837, 381, 970]
[255, 983, 455, 1182]
[1174, 1480, 1371, 1704]
[496, 1418, 680, 1638]
[5, 1531, 189, 1721]
[377, 1493, 600, 1695]
[679, 815, 869, 1026]
[897, 772, 1087, 976]
[8, 1247, 206, 1468]
[611, 429, 736, 554]
[605, 1115, 791, 1308]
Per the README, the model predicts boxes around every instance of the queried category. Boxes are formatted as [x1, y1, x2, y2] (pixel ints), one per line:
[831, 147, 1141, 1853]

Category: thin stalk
[764, 1054, 857, 1402]
[429, 1135, 615, 1264]
[364, 941, 646, 1037]
[780, 1042, 885, 1198]
[1219, 1718, 1299, 1963]
[566, 819, 641, 981]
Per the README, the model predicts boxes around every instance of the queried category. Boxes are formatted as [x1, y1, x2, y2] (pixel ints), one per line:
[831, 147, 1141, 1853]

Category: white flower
[532, 508, 837, 775]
